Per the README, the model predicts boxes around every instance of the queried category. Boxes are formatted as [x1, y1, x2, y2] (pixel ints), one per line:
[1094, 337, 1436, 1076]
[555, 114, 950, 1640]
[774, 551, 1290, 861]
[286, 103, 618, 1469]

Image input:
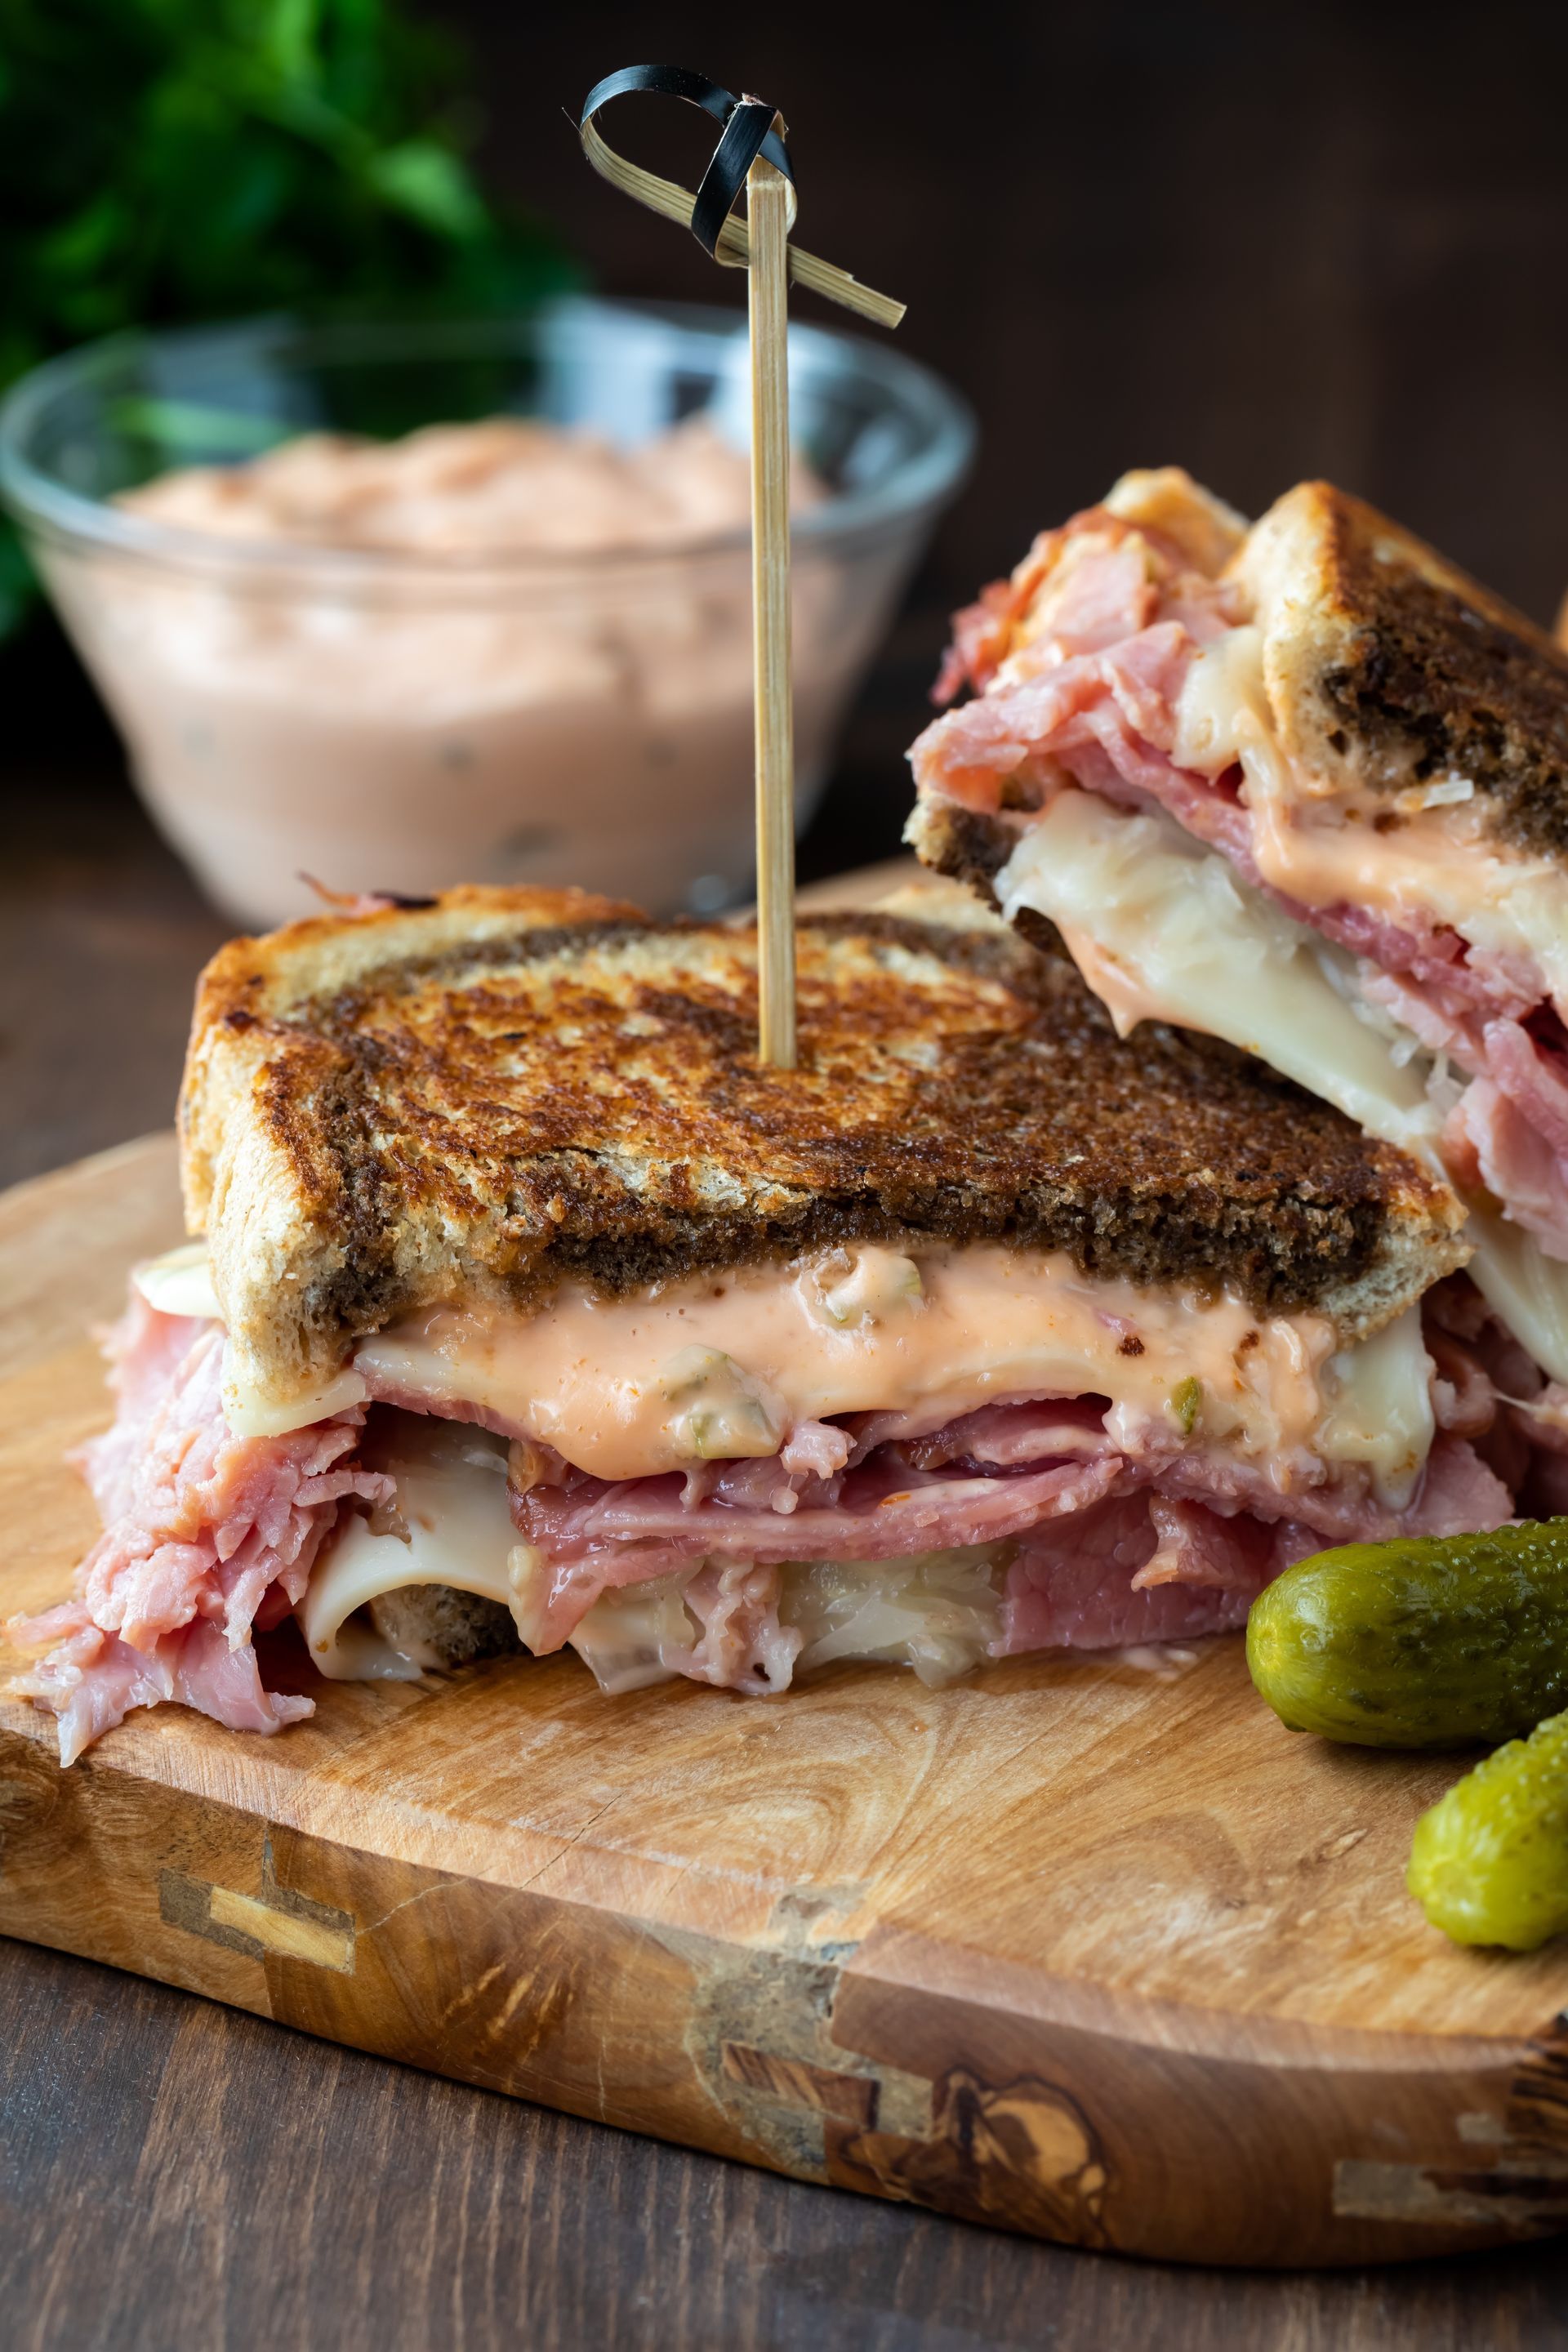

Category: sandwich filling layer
[992, 790, 1568, 1386]
[9, 1236, 1527, 1761]
[910, 482, 1568, 1290]
[349, 1242, 1428, 1490]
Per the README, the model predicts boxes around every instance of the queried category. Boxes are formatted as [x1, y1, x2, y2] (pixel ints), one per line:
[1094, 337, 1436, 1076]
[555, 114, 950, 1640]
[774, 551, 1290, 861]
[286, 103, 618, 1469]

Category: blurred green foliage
[0, 0, 577, 632]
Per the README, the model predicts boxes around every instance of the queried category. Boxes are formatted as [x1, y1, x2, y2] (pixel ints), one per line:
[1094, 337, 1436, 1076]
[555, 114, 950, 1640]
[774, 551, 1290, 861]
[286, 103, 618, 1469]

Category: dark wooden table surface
[5, 748, 1568, 2349]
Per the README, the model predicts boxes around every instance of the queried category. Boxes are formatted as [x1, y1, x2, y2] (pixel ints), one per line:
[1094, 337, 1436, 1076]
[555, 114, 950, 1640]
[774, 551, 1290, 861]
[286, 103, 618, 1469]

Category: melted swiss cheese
[996, 786, 1568, 1383]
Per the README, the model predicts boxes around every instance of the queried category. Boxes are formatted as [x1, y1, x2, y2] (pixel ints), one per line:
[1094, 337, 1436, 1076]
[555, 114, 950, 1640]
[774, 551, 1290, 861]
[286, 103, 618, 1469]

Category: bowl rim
[0, 296, 977, 586]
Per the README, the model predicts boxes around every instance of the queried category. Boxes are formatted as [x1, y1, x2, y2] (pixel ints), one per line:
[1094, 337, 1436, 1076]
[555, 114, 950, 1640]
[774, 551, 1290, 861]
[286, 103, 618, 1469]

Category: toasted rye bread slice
[181, 885, 1465, 1419]
[904, 797, 1044, 935]
[1234, 481, 1568, 857]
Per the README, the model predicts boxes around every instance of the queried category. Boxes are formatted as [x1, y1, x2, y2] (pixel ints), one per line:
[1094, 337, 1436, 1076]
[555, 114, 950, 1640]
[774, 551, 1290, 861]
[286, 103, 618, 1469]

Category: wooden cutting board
[6, 1133, 1568, 2271]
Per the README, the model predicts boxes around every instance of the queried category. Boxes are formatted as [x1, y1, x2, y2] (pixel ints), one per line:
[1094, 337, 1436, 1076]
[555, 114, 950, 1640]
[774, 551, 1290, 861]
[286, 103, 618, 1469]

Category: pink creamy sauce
[118, 418, 817, 555]
[911, 508, 1568, 1258]
[72, 418, 852, 924]
[352, 1242, 1344, 1485]
[7, 1280, 1536, 1761]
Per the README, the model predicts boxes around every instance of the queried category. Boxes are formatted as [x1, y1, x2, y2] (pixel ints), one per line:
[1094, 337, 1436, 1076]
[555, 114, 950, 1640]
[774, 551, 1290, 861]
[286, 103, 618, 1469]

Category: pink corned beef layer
[7, 1281, 1533, 1757]
[911, 511, 1568, 1259]
[512, 1398, 1510, 1659]
[7, 1293, 392, 1765]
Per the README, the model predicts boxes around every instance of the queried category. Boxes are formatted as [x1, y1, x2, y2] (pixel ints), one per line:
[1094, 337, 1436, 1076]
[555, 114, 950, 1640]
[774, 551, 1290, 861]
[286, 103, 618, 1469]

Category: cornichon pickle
[1246, 1520, 1568, 1747]
[1409, 1710, 1568, 1949]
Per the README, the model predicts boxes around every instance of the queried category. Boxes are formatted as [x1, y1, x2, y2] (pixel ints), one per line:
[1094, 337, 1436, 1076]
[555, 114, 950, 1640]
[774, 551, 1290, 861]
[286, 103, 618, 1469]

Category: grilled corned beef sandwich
[907, 467, 1568, 1398]
[9, 884, 1519, 1764]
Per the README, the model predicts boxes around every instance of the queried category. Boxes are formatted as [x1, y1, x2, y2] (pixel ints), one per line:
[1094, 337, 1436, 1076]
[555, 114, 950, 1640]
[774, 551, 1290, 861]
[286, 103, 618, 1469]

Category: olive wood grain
[5, 1131, 1568, 2268]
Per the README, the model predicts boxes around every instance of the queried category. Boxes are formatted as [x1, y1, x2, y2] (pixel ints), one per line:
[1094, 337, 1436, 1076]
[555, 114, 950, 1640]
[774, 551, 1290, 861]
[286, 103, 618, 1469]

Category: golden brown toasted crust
[182, 887, 1464, 1414]
[1235, 482, 1568, 858]
[1102, 467, 1249, 579]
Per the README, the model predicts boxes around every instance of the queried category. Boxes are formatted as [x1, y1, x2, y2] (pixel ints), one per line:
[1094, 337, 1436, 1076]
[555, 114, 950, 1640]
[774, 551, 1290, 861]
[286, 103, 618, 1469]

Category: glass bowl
[0, 300, 974, 925]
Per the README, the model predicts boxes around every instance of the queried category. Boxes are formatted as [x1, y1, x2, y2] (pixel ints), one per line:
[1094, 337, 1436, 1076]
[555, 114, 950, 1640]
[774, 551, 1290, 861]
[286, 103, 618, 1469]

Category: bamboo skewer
[747, 151, 797, 1068]
[578, 113, 904, 330]
[577, 68, 905, 1069]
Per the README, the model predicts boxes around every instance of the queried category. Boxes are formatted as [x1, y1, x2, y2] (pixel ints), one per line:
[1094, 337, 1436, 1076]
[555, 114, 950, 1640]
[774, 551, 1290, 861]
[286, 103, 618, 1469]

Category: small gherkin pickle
[1246, 1520, 1568, 1748]
[1409, 1711, 1568, 1949]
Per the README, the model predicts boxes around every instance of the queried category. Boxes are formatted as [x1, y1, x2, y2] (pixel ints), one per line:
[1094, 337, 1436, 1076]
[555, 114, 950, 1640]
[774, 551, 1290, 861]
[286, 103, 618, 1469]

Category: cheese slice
[227, 1368, 370, 1440]
[996, 786, 1568, 1385]
[133, 1241, 223, 1322]
[1462, 1200, 1568, 1390]
[996, 787, 1440, 1156]
[300, 1418, 523, 1680]
[131, 1241, 371, 1435]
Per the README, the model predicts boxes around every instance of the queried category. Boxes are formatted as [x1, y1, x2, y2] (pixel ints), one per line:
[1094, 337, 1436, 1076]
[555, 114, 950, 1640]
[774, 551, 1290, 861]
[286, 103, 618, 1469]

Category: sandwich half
[10, 884, 1510, 1762]
[907, 468, 1568, 1390]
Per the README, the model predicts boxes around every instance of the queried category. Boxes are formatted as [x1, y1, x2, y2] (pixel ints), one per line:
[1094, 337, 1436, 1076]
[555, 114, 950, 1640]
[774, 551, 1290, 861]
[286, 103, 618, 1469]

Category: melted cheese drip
[999, 789, 1439, 1156]
[996, 786, 1568, 1384]
[1171, 626, 1568, 1012]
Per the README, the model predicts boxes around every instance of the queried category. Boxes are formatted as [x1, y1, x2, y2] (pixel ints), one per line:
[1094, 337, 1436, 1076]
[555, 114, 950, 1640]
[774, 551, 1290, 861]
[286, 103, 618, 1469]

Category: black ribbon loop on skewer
[580, 65, 795, 259]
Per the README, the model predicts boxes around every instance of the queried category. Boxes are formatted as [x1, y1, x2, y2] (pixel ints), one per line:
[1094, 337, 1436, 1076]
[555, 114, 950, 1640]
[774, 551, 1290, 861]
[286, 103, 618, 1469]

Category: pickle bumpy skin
[1245, 1521, 1568, 1748]
[1409, 1709, 1568, 1949]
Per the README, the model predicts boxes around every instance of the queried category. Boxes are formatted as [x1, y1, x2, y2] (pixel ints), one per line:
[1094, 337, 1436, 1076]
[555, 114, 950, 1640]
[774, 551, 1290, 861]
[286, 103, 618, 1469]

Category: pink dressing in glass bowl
[0, 300, 974, 924]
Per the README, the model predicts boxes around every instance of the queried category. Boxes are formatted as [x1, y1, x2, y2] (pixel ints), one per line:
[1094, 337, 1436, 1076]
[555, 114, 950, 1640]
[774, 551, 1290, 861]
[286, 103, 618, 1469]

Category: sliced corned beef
[8, 1294, 391, 1762]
